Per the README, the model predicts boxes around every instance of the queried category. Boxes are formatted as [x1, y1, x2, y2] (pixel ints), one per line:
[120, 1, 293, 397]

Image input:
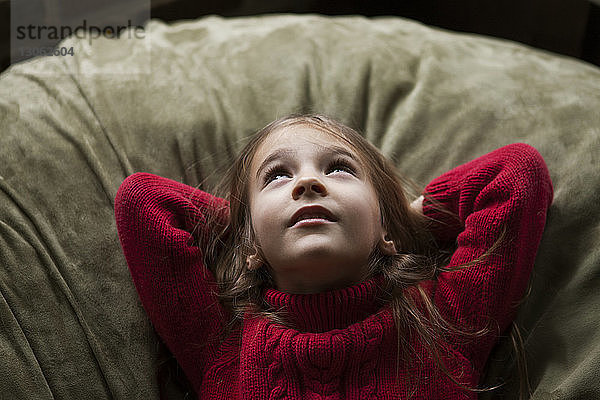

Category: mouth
[289, 205, 337, 227]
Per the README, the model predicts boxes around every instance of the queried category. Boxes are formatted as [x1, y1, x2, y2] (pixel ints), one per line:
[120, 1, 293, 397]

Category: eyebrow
[255, 145, 358, 181]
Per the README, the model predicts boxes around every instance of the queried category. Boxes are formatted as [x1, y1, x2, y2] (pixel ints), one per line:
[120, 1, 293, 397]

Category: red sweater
[114, 143, 553, 399]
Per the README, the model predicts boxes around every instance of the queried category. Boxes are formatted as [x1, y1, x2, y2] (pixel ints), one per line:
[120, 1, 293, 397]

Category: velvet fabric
[0, 14, 598, 399]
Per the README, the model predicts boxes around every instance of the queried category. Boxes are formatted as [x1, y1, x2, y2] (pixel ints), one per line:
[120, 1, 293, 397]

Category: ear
[378, 233, 397, 256]
[246, 253, 263, 271]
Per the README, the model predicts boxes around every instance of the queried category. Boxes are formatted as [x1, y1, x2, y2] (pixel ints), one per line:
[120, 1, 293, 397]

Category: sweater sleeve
[114, 172, 230, 385]
[421, 143, 553, 368]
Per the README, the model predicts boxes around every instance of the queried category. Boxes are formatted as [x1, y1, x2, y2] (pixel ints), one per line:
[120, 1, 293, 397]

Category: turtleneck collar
[263, 273, 388, 333]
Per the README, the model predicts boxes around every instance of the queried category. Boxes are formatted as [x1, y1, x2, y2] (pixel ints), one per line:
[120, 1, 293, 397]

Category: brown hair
[180, 114, 526, 397]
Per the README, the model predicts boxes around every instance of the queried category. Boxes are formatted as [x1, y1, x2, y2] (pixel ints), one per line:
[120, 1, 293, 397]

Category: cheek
[250, 202, 277, 237]
[354, 189, 383, 234]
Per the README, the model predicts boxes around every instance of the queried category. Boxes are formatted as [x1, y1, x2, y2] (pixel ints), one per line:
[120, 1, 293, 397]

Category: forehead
[252, 124, 354, 166]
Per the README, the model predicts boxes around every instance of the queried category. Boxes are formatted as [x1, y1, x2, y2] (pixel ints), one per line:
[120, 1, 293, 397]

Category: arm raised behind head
[421, 143, 553, 371]
[114, 172, 230, 388]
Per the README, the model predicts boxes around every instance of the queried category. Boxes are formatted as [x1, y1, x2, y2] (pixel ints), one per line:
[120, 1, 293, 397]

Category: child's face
[248, 124, 389, 294]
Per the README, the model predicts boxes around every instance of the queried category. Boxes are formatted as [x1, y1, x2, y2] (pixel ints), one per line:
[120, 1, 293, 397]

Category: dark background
[1, 0, 599, 73]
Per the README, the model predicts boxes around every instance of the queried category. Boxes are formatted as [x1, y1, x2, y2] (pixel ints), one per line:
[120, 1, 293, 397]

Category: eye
[262, 157, 356, 186]
[263, 164, 290, 184]
[326, 157, 355, 175]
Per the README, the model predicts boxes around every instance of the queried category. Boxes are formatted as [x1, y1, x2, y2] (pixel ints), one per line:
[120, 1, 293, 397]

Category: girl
[115, 114, 553, 399]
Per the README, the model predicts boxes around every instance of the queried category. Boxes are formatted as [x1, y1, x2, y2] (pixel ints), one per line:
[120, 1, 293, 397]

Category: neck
[273, 273, 370, 294]
[270, 259, 373, 294]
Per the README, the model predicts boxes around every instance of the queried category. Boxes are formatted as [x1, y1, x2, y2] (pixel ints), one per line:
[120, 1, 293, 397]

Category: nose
[292, 176, 328, 199]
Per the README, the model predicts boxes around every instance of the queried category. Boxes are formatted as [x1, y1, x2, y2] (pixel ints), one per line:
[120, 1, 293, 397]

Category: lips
[289, 205, 337, 227]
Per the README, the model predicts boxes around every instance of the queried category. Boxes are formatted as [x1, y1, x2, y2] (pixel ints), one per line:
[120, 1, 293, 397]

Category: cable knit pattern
[114, 143, 553, 399]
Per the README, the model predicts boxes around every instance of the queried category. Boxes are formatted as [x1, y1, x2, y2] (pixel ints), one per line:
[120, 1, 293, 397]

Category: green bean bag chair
[0, 14, 598, 399]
